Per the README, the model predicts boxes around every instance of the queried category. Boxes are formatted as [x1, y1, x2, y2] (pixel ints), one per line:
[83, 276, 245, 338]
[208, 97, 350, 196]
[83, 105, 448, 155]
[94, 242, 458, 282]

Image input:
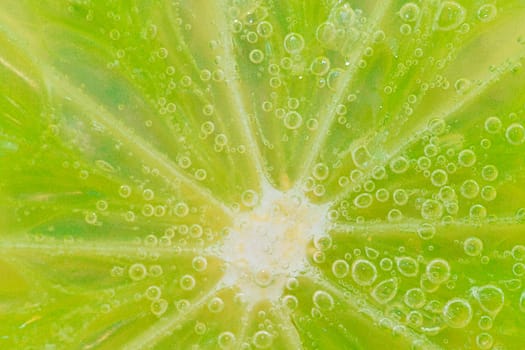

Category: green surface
[1, 0, 525, 349]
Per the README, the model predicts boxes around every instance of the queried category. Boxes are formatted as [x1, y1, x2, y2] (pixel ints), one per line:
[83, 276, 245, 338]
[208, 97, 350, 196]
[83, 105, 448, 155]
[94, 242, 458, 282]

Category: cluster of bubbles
[320, 111, 525, 227]
[313, 238, 525, 349]
[51, 1, 524, 349]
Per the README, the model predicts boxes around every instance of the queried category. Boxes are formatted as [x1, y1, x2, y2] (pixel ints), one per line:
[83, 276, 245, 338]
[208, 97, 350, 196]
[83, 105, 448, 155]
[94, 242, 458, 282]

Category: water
[1, 0, 525, 349]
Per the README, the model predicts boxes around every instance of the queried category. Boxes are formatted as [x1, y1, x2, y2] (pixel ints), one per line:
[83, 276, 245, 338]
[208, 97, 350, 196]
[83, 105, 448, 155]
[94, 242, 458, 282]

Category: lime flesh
[1, 0, 525, 349]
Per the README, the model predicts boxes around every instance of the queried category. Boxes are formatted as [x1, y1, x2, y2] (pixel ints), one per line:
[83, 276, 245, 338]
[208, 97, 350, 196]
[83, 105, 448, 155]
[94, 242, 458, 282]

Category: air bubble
[176, 299, 190, 311]
[371, 278, 398, 304]
[287, 97, 300, 110]
[178, 156, 192, 169]
[313, 251, 326, 264]
[144, 234, 158, 246]
[458, 149, 476, 167]
[142, 189, 154, 201]
[476, 332, 493, 350]
[195, 168, 207, 181]
[354, 193, 373, 209]
[145, 285, 161, 300]
[189, 224, 202, 238]
[158, 47, 168, 59]
[352, 145, 372, 169]
[474, 285, 504, 315]
[417, 156, 431, 170]
[208, 297, 225, 313]
[218, 331, 236, 349]
[283, 32, 305, 53]
[312, 163, 330, 181]
[421, 199, 443, 220]
[314, 235, 332, 251]
[109, 28, 120, 40]
[119, 185, 131, 198]
[215, 133, 228, 146]
[249, 49, 265, 64]
[333, 3, 355, 26]
[396, 257, 419, 277]
[470, 204, 487, 219]
[430, 169, 448, 187]
[464, 237, 483, 256]
[253, 330, 273, 349]
[428, 118, 447, 135]
[194, 322, 206, 335]
[286, 277, 299, 290]
[180, 274, 196, 291]
[142, 204, 154, 217]
[386, 209, 403, 222]
[512, 245, 525, 260]
[406, 310, 424, 327]
[192, 256, 208, 272]
[95, 200, 108, 211]
[282, 295, 298, 310]
[417, 223, 436, 240]
[372, 166, 387, 180]
[512, 263, 525, 276]
[316, 22, 336, 43]
[399, 3, 420, 22]
[310, 56, 330, 76]
[443, 298, 472, 328]
[454, 78, 472, 94]
[504, 279, 521, 291]
[478, 315, 493, 330]
[376, 188, 390, 202]
[200, 69, 211, 81]
[481, 165, 498, 182]
[150, 298, 168, 316]
[460, 179, 480, 199]
[319, 69, 342, 92]
[332, 259, 350, 278]
[426, 259, 450, 284]
[435, 1, 466, 31]
[174, 202, 189, 217]
[201, 121, 215, 134]
[241, 189, 259, 207]
[254, 269, 273, 287]
[85, 212, 97, 225]
[393, 189, 409, 206]
[149, 265, 163, 277]
[477, 4, 497, 22]
[313, 290, 334, 310]
[390, 156, 409, 174]
[125, 211, 135, 222]
[404, 288, 426, 309]
[400, 23, 412, 35]
[129, 263, 147, 281]
[256, 21, 273, 37]
[352, 259, 377, 286]
[380, 258, 393, 271]
[505, 123, 525, 145]
[284, 111, 303, 129]
[484, 116, 502, 134]
[362, 247, 377, 260]
[180, 75, 192, 87]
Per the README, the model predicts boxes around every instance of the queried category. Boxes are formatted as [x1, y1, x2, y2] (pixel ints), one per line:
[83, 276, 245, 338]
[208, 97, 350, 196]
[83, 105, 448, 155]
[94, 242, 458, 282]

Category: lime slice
[2, 0, 525, 349]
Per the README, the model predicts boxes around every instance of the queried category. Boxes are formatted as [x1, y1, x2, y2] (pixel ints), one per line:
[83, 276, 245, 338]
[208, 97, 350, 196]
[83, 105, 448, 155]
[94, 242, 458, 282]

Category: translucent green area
[1, 0, 525, 349]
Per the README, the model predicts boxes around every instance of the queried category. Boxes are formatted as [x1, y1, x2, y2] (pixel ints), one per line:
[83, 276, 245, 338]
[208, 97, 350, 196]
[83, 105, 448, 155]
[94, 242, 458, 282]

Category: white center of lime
[219, 184, 329, 306]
